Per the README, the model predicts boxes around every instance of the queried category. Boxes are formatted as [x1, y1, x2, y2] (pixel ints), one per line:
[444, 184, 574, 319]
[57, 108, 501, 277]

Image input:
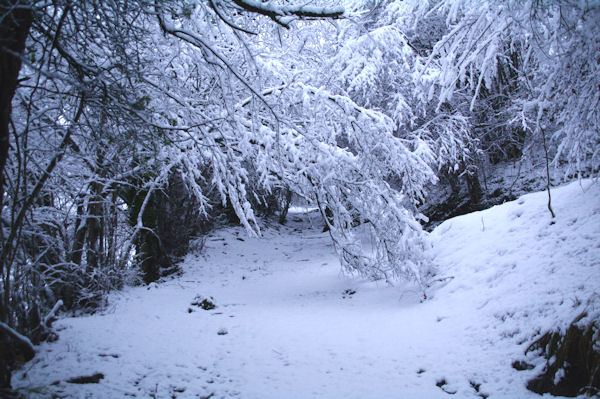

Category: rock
[511, 360, 534, 371]
[525, 300, 600, 397]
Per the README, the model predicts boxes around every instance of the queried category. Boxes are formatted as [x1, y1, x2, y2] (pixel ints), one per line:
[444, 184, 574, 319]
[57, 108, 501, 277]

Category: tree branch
[230, 0, 344, 28]
[209, 0, 257, 35]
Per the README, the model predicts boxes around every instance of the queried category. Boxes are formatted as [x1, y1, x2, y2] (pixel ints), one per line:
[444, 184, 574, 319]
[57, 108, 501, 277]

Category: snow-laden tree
[1, 4, 445, 389]
[237, 81, 437, 283]
[324, 2, 476, 197]
[220, 8, 442, 284]
[405, 0, 600, 176]
[0, 0, 357, 388]
[341, 0, 599, 220]
[5, 0, 596, 390]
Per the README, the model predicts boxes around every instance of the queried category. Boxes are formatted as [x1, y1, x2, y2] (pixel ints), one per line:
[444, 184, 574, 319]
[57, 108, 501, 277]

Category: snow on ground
[13, 180, 600, 398]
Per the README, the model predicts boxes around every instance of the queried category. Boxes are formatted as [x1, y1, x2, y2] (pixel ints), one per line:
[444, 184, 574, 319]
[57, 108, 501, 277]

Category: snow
[13, 180, 600, 398]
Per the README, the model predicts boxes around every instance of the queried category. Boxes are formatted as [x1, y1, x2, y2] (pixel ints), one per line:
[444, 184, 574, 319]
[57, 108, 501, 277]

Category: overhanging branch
[230, 0, 344, 28]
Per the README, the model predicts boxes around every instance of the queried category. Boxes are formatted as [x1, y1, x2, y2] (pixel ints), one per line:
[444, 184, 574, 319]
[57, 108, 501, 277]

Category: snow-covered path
[14, 181, 600, 398]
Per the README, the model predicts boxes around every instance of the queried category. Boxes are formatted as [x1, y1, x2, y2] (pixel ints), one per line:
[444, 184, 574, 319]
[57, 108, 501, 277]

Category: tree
[4, 0, 595, 391]
[412, 0, 600, 177]
[349, 0, 599, 224]
[0, 0, 350, 389]
[1, 0, 441, 389]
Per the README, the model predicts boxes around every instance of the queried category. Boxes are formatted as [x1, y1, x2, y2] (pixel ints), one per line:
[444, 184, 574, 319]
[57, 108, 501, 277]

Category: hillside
[13, 180, 600, 398]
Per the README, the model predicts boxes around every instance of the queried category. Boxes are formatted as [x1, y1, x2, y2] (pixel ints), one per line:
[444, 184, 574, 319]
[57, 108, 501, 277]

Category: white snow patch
[13, 180, 599, 398]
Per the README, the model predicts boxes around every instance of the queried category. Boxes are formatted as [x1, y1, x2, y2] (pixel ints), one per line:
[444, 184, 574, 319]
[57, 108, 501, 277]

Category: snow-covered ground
[13, 180, 599, 398]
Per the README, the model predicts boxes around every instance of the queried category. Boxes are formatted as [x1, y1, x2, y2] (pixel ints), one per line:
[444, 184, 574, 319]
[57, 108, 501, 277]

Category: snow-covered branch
[231, 0, 344, 28]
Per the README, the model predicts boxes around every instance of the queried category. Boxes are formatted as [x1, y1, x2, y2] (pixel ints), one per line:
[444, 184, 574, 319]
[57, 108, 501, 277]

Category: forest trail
[14, 181, 600, 399]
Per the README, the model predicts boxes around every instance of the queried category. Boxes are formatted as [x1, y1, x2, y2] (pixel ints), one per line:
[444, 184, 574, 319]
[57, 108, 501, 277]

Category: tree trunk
[0, 3, 32, 389]
[0, 1, 32, 207]
[465, 172, 483, 204]
[278, 189, 292, 225]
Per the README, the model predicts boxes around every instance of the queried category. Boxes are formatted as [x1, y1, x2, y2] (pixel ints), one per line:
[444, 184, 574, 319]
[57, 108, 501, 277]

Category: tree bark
[465, 172, 483, 204]
[0, 5, 33, 388]
[0, 1, 33, 207]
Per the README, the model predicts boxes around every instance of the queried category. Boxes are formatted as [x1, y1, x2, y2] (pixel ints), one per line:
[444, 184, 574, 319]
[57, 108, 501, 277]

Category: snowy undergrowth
[13, 180, 599, 398]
